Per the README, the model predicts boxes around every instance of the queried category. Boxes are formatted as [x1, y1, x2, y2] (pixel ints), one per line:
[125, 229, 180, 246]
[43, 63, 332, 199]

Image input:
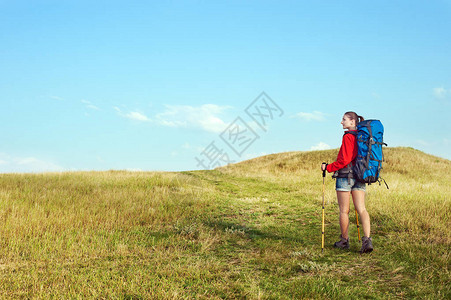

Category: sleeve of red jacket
[326, 133, 357, 173]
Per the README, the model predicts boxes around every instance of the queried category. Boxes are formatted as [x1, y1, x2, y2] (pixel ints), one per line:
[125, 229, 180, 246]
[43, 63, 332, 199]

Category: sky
[1, 0, 450, 173]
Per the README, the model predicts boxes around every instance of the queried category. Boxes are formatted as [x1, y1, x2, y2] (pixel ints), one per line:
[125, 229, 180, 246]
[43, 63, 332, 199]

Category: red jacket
[326, 130, 358, 173]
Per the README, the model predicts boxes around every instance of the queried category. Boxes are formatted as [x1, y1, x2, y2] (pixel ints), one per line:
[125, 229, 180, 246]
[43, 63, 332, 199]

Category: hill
[221, 146, 450, 178]
[0, 147, 449, 299]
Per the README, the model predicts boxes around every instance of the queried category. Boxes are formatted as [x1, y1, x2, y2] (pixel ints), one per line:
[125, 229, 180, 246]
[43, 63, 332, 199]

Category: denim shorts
[335, 177, 366, 192]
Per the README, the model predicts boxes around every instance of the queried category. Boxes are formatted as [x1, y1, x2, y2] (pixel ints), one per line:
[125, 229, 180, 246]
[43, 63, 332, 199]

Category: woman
[321, 112, 373, 253]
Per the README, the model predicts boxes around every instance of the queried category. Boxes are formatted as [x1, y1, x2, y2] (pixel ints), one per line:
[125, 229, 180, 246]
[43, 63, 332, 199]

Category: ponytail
[344, 111, 364, 125]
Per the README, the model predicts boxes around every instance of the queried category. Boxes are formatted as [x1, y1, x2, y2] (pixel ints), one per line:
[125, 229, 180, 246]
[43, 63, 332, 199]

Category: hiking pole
[355, 209, 361, 242]
[321, 162, 327, 253]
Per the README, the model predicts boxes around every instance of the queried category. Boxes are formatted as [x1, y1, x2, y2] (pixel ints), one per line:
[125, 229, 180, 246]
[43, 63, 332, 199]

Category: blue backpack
[352, 120, 388, 188]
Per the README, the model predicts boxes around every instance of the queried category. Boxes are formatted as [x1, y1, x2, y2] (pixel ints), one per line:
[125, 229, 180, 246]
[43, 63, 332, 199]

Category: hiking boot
[333, 235, 350, 249]
[360, 236, 373, 254]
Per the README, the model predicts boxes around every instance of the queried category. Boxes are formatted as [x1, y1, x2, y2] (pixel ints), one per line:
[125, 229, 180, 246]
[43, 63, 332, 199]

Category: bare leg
[352, 190, 370, 237]
[336, 191, 351, 239]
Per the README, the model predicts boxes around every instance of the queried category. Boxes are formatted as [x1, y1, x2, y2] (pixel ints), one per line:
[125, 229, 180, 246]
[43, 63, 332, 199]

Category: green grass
[0, 147, 449, 299]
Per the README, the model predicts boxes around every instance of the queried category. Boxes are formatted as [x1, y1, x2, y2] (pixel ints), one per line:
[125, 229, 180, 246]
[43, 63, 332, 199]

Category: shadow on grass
[204, 218, 318, 245]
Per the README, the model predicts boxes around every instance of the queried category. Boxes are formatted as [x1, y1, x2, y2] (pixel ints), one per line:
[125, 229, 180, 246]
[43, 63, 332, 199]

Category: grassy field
[0, 147, 449, 299]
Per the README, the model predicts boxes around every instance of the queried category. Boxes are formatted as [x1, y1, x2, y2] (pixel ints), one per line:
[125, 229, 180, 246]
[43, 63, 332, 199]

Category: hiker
[321, 112, 373, 253]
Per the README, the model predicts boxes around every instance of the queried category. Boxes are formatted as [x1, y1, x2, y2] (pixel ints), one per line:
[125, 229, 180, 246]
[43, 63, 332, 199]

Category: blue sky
[1, 0, 450, 172]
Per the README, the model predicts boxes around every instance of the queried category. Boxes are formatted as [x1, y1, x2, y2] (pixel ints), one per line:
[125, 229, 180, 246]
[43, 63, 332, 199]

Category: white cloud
[310, 142, 331, 151]
[294, 111, 326, 122]
[87, 105, 100, 110]
[81, 100, 100, 111]
[125, 111, 150, 122]
[114, 106, 151, 122]
[156, 104, 231, 133]
[113, 104, 230, 131]
[433, 87, 448, 99]
[0, 153, 64, 173]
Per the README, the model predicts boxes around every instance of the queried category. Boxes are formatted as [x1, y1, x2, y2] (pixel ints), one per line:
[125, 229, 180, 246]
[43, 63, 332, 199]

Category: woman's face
[341, 114, 355, 129]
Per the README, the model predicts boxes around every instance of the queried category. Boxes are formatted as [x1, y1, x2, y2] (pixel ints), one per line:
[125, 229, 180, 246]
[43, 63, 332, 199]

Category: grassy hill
[0, 147, 449, 299]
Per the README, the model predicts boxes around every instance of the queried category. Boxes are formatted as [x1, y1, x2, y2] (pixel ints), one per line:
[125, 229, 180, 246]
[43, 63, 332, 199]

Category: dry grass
[0, 147, 449, 299]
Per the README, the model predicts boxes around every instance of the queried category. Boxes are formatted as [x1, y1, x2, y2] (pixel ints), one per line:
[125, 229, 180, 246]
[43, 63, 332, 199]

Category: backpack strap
[343, 131, 357, 184]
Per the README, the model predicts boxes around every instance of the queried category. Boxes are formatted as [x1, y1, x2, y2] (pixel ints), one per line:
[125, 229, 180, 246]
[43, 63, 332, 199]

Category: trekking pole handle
[321, 162, 327, 178]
